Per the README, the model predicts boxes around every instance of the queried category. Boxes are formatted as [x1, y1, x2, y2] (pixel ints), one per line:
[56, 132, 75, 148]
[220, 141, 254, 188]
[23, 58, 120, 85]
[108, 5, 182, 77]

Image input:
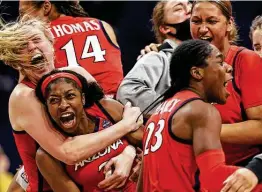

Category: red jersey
[215, 46, 262, 165]
[49, 16, 123, 97]
[142, 90, 203, 192]
[65, 104, 136, 192]
[13, 79, 52, 192]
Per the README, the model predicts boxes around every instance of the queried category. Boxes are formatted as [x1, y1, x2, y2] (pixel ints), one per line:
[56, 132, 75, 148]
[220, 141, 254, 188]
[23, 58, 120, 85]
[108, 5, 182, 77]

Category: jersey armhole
[168, 97, 202, 145]
[99, 20, 120, 50]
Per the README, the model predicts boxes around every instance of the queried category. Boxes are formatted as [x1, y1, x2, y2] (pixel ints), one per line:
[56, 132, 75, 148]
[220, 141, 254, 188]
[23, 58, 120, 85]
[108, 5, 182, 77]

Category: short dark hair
[35, 69, 104, 108]
[250, 15, 262, 41]
[164, 39, 213, 100]
[32, 1, 89, 17]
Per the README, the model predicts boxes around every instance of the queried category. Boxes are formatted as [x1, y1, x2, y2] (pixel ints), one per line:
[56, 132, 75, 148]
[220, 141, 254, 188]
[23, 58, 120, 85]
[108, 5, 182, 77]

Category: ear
[43, 1, 52, 16]
[190, 67, 204, 80]
[226, 17, 234, 33]
[82, 93, 86, 106]
[159, 24, 174, 35]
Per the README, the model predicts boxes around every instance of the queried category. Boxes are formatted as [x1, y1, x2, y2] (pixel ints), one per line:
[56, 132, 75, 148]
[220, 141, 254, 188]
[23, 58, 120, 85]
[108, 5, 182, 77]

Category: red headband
[41, 72, 83, 98]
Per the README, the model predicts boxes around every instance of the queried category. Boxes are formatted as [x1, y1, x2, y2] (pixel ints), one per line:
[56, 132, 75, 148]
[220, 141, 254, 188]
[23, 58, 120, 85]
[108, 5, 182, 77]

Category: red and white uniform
[142, 90, 202, 192]
[215, 46, 262, 165]
[65, 105, 136, 192]
[14, 80, 136, 192]
[50, 16, 123, 97]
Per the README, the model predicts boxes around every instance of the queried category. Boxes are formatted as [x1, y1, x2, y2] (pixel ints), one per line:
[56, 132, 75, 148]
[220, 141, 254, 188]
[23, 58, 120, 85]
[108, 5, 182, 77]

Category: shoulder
[177, 100, 221, 127]
[9, 84, 35, 107]
[238, 47, 261, 65]
[132, 51, 169, 72]
[99, 98, 124, 122]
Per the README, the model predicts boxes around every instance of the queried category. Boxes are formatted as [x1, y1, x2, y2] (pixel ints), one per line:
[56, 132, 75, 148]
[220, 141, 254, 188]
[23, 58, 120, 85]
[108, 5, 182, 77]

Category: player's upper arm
[186, 100, 222, 156]
[36, 148, 80, 192]
[9, 88, 69, 163]
[101, 21, 119, 48]
[100, 98, 143, 146]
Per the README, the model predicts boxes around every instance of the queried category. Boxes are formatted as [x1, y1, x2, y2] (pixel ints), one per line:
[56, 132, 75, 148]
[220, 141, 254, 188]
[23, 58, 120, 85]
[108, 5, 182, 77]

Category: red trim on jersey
[21, 79, 36, 89]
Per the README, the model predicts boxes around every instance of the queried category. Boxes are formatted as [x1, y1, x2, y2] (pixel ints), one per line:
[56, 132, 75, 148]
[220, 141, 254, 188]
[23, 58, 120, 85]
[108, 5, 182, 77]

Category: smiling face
[190, 2, 232, 52]
[46, 79, 85, 134]
[201, 44, 232, 104]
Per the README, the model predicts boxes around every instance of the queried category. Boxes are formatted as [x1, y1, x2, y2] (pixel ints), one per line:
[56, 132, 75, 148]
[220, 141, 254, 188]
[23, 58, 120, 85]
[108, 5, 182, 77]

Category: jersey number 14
[61, 35, 106, 66]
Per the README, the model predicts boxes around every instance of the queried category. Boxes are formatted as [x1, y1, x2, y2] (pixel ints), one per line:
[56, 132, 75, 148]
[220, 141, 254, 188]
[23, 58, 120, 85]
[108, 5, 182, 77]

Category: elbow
[61, 143, 87, 165]
[36, 148, 48, 167]
[61, 147, 80, 165]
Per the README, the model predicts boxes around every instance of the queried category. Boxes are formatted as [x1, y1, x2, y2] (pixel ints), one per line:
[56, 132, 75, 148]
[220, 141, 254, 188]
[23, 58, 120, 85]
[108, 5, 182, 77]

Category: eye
[49, 97, 59, 104]
[67, 93, 76, 99]
[174, 7, 183, 12]
[32, 37, 42, 43]
[208, 20, 218, 25]
[191, 19, 201, 24]
[254, 45, 261, 52]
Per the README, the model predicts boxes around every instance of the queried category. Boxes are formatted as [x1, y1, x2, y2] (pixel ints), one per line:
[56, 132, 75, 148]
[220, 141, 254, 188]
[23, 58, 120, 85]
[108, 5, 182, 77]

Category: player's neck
[77, 111, 96, 135]
[184, 85, 206, 101]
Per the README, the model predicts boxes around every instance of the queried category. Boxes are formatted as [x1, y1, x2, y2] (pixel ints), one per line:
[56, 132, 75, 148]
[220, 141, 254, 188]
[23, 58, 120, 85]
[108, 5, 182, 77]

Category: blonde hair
[0, 15, 53, 71]
[192, 0, 239, 44]
[152, 0, 168, 43]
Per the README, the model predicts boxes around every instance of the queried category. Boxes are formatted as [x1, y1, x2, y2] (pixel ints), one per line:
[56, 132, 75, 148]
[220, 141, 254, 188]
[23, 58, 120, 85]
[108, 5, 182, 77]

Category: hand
[98, 145, 136, 191]
[137, 43, 160, 60]
[129, 147, 143, 182]
[221, 168, 258, 192]
[122, 102, 143, 132]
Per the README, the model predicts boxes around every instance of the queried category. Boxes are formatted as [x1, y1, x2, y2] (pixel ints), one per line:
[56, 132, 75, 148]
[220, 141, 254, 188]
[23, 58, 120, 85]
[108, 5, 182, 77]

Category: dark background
[0, 1, 261, 174]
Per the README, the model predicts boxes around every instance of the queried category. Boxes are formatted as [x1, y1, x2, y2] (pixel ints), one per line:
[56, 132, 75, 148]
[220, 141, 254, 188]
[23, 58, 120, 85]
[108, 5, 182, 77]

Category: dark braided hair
[32, 1, 89, 17]
[140, 39, 213, 116]
[35, 69, 104, 108]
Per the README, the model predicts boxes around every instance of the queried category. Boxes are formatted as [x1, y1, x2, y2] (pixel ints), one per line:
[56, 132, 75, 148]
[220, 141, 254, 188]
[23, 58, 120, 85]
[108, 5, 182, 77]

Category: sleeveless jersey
[50, 16, 123, 97]
[215, 46, 262, 165]
[142, 90, 203, 192]
[65, 103, 136, 192]
[13, 79, 52, 192]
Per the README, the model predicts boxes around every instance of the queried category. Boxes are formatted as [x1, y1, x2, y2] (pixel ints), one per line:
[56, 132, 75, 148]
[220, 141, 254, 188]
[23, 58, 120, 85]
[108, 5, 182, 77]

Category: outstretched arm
[36, 148, 80, 192]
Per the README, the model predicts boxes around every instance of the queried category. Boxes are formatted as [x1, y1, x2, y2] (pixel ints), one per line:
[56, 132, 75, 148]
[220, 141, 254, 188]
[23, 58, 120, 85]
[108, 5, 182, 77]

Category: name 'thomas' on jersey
[49, 16, 123, 97]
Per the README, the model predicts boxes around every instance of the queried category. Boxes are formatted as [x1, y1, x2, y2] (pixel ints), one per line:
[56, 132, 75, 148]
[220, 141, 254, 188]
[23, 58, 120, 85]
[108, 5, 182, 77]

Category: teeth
[31, 53, 42, 61]
[200, 37, 211, 40]
[61, 113, 73, 118]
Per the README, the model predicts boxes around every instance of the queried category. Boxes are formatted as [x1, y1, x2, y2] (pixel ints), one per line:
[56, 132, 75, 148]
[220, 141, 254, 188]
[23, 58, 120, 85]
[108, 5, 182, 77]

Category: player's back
[50, 16, 123, 97]
[142, 90, 202, 192]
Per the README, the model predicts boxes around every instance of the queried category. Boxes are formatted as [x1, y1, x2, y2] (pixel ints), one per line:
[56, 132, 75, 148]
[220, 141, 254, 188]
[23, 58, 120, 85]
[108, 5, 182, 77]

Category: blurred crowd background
[0, 0, 261, 176]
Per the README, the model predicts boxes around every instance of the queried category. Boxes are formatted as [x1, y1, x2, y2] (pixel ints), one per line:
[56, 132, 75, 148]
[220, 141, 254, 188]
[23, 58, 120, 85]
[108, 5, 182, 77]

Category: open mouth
[200, 36, 212, 42]
[59, 112, 76, 129]
[31, 53, 45, 65]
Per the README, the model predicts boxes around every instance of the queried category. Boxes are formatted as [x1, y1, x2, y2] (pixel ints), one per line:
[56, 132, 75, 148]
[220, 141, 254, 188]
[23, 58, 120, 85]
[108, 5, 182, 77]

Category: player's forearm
[61, 120, 132, 165]
[126, 126, 143, 148]
[197, 149, 239, 191]
[221, 120, 262, 144]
